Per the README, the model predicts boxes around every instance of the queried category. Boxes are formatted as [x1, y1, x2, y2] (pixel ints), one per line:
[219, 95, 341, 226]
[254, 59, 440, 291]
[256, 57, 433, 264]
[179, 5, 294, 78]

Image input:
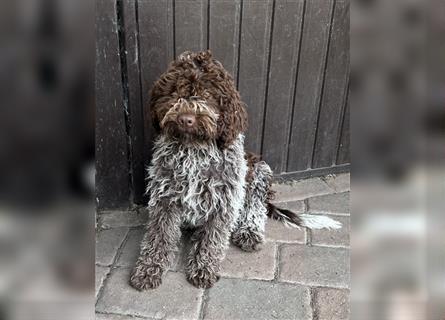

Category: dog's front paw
[186, 265, 220, 289]
[231, 229, 264, 252]
[130, 263, 164, 290]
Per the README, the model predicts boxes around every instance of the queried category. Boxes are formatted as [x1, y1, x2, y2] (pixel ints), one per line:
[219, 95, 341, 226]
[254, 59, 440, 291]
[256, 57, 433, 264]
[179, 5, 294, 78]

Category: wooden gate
[96, 0, 350, 209]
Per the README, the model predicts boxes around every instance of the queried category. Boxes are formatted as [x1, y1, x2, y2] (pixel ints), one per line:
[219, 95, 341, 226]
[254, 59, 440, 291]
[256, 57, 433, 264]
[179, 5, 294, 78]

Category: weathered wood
[137, 0, 174, 175]
[287, 0, 335, 171]
[313, 0, 350, 168]
[122, 0, 146, 204]
[238, 0, 274, 154]
[337, 92, 350, 164]
[275, 163, 350, 182]
[262, 0, 304, 173]
[96, 0, 130, 209]
[208, 0, 241, 81]
[174, 0, 208, 55]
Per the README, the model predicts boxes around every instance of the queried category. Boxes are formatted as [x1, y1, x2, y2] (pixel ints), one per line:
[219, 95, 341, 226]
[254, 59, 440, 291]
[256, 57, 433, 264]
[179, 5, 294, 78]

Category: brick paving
[96, 173, 350, 320]
[307, 192, 350, 216]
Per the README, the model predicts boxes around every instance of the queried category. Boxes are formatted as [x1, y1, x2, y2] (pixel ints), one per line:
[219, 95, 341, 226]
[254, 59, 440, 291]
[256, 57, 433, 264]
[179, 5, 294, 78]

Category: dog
[130, 50, 341, 290]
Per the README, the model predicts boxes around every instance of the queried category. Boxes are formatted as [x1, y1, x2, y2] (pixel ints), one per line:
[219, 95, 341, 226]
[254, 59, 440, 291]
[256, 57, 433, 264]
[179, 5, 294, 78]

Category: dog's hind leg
[231, 160, 272, 252]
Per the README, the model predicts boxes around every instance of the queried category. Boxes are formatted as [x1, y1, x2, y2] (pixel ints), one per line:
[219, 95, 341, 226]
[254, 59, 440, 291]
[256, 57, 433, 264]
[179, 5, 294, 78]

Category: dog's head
[148, 50, 247, 148]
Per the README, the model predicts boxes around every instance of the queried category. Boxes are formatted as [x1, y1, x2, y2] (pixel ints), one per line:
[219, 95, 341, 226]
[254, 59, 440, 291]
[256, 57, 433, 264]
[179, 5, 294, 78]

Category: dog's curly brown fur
[148, 50, 247, 148]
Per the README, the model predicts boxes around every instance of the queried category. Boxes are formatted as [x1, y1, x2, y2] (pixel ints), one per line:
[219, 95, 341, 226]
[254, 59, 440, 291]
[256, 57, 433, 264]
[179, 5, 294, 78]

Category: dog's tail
[260, 162, 341, 230]
[267, 203, 342, 229]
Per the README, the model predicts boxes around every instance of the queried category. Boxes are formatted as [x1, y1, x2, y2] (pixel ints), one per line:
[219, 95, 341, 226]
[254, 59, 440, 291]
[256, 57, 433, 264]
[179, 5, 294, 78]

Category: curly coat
[130, 50, 340, 290]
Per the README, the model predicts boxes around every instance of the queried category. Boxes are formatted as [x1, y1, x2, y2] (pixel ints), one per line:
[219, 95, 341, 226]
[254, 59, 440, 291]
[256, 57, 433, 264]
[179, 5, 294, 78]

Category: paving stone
[96, 266, 110, 299]
[308, 192, 350, 215]
[96, 228, 128, 266]
[311, 215, 350, 247]
[204, 278, 311, 320]
[220, 243, 276, 280]
[116, 228, 144, 267]
[279, 245, 350, 288]
[313, 287, 350, 320]
[170, 232, 193, 272]
[96, 313, 151, 320]
[96, 268, 203, 320]
[324, 173, 350, 193]
[272, 177, 333, 202]
[265, 219, 306, 243]
[98, 210, 148, 228]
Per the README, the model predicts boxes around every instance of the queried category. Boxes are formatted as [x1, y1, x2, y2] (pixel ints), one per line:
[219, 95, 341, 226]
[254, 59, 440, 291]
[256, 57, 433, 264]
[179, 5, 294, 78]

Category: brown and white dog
[130, 50, 341, 290]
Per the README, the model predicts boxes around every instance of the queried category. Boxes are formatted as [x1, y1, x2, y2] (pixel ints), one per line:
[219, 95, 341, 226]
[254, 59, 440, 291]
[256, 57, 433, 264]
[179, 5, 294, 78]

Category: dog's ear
[217, 92, 248, 149]
[148, 88, 161, 132]
[148, 72, 177, 132]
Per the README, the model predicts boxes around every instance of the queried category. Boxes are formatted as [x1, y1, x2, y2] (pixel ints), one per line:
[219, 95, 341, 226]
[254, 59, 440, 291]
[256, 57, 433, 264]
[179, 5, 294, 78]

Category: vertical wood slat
[313, 0, 349, 168]
[208, 0, 241, 81]
[262, 0, 304, 173]
[287, 0, 335, 172]
[238, 0, 274, 154]
[175, 0, 208, 54]
[137, 0, 174, 169]
[122, 0, 145, 204]
[337, 93, 350, 164]
[96, 0, 130, 208]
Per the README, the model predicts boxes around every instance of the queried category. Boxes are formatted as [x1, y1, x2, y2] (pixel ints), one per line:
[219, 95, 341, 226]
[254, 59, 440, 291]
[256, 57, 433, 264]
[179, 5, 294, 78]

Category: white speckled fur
[146, 133, 247, 229]
[130, 134, 252, 290]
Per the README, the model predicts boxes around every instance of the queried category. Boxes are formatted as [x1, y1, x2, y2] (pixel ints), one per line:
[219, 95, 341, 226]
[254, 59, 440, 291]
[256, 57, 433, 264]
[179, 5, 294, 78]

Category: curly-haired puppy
[130, 50, 341, 290]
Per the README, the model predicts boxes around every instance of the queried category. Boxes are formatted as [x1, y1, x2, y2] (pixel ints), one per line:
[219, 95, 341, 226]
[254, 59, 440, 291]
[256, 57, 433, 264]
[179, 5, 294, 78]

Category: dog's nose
[178, 114, 196, 127]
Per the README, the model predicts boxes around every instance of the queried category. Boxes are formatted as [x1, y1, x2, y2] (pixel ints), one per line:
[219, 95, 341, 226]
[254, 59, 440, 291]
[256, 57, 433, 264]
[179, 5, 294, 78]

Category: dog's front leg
[185, 213, 231, 289]
[130, 202, 181, 290]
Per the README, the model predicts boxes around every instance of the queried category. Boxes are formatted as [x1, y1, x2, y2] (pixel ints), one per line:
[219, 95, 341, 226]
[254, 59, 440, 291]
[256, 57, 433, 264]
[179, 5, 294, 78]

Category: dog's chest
[148, 136, 247, 225]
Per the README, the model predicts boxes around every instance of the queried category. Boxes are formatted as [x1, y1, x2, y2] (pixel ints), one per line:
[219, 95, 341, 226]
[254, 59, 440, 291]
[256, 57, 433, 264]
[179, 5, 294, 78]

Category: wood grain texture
[337, 92, 350, 164]
[96, 0, 130, 208]
[287, 0, 335, 171]
[262, 0, 304, 173]
[238, 0, 274, 154]
[208, 0, 241, 81]
[122, 0, 146, 204]
[175, 0, 208, 55]
[313, 0, 350, 168]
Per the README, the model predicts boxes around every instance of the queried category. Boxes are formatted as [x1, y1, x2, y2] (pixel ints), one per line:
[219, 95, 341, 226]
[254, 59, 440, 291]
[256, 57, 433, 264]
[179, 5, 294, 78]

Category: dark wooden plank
[313, 0, 350, 168]
[96, 0, 130, 209]
[122, 0, 145, 204]
[238, 0, 274, 155]
[137, 0, 174, 170]
[337, 92, 350, 164]
[287, 0, 334, 171]
[275, 164, 350, 182]
[175, 0, 208, 54]
[261, 0, 304, 173]
[208, 0, 241, 80]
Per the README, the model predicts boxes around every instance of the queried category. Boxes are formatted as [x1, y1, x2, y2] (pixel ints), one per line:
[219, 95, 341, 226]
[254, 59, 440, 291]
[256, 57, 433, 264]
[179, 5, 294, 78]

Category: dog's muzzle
[177, 113, 196, 128]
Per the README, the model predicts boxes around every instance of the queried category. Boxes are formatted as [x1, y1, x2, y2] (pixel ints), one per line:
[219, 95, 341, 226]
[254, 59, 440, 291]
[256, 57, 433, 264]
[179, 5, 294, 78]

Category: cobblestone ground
[96, 173, 350, 320]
